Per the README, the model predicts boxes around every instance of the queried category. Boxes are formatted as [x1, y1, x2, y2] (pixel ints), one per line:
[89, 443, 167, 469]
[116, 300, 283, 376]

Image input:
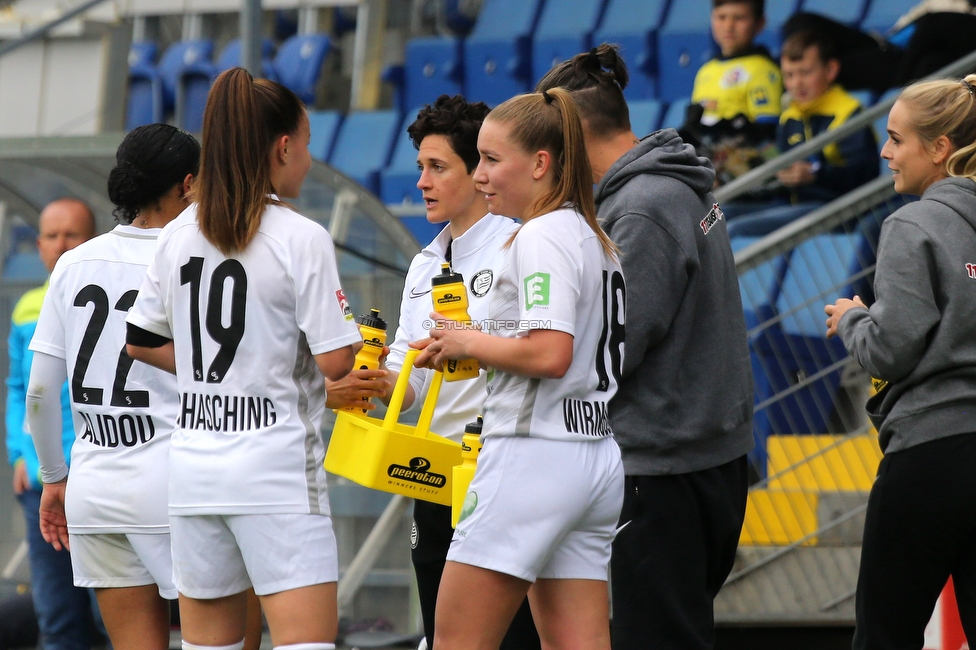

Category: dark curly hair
[535, 44, 631, 139]
[108, 124, 200, 224]
[406, 94, 490, 173]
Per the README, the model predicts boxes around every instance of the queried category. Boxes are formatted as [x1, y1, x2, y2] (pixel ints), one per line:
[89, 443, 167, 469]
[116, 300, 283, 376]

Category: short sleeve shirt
[127, 201, 362, 515]
[482, 208, 626, 442]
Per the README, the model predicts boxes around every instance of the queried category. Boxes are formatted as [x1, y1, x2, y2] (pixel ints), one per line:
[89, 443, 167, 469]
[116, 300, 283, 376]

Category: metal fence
[714, 176, 914, 624]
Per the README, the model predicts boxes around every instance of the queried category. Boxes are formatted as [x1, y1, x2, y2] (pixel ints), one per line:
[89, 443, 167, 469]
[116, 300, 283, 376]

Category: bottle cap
[356, 309, 387, 331]
[431, 262, 465, 287]
[464, 416, 483, 435]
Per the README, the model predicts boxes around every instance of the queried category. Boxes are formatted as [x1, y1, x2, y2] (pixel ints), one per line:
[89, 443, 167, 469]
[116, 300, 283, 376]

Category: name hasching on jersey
[178, 391, 278, 433]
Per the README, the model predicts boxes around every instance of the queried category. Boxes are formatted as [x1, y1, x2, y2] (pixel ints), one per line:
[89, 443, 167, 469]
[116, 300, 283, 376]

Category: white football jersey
[482, 208, 626, 442]
[127, 201, 361, 515]
[30, 226, 178, 534]
[386, 213, 518, 441]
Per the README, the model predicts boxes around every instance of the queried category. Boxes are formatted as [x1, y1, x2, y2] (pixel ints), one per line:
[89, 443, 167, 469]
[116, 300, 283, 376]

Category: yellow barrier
[325, 349, 462, 505]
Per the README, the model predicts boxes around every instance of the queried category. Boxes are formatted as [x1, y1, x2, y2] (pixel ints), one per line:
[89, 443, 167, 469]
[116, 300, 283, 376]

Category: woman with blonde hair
[417, 86, 625, 649]
[825, 74, 976, 648]
[125, 68, 361, 650]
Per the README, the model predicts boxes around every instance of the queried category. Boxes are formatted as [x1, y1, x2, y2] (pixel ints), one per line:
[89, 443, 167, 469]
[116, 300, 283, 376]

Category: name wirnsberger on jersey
[179, 392, 277, 432]
[562, 398, 612, 437]
[79, 411, 156, 448]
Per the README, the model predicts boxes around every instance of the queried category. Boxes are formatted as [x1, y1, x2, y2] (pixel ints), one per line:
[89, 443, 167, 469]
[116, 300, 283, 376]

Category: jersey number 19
[180, 257, 247, 384]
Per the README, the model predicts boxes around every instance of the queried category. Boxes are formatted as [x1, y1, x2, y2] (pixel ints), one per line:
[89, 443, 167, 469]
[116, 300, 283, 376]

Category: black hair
[108, 124, 201, 224]
[534, 44, 631, 138]
[406, 94, 490, 173]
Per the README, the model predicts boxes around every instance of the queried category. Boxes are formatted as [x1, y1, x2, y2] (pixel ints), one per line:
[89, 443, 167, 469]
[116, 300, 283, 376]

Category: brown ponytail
[489, 87, 617, 256]
[193, 67, 305, 254]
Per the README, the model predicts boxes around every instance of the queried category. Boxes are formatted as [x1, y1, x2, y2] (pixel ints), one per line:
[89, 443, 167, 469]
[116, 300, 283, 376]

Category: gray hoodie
[839, 177, 976, 454]
[596, 128, 754, 475]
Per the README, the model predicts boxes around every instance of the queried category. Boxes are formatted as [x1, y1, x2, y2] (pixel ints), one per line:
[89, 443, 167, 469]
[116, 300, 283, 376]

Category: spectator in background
[685, 0, 783, 185]
[5, 198, 98, 650]
[726, 29, 879, 235]
[784, 4, 976, 95]
[775, 30, 878, 203]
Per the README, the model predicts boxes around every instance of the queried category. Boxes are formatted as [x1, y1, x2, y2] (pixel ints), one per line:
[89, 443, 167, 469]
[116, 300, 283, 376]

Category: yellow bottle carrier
[324, 349, 462, 505]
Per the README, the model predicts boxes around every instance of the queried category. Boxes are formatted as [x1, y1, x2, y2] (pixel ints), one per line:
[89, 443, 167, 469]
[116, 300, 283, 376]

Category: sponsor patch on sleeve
[700, 203, 725, 235]
[335, 289, 354, 321]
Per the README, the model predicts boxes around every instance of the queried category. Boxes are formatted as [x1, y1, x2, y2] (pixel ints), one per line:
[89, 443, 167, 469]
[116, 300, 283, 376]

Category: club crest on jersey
[470, 269, 493, 297]
[387, 456, 447, 488]
[335, 289, 353, 321]
[524, 272, 550, 310]
[700, 204, 725, 235]
[720, 65, 750, 88]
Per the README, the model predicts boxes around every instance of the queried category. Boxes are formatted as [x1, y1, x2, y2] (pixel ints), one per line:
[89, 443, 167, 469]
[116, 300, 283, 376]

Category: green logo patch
[524, 272, 550, 310]
[458, 491, 478, 524]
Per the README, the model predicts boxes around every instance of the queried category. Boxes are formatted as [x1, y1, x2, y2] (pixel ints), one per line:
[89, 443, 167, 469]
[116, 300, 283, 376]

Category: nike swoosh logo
[408, 288, 432, 299]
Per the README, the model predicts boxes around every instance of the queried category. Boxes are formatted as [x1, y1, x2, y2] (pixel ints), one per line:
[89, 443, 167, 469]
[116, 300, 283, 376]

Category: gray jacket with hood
[839, 177, 976, 454]
[596, 128, 754, 475]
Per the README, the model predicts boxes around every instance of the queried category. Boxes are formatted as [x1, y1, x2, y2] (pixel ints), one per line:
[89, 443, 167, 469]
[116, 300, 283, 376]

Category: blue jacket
[777, 84, 879, 202]
[5, 282, 74, 491]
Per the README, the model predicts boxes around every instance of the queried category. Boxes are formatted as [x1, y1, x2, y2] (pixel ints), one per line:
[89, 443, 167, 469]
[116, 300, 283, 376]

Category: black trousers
[411, 500, 540, 649]
[853, 432, 976, 649]
[610, 456, 749, 650]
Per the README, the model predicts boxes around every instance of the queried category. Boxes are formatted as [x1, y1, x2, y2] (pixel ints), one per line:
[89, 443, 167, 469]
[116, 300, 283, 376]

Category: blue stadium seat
[592, 0, 670, 100]
[308, 110, 344, 162]
[126, 42, 162, 130]
[754, 0, 802, 56]
[750, 232, 874, 461]
[657, 0, 716, 102]
[860, 0, 917, 34]
[850, 89, 875, 108]
[628, 99, 663, 136]
[3, 252, 47, 281]
[273, 34, 331, 105]
[329, 110, 400, 195]
[659, 97, 690, 130]
[379, 109, 424, 206]
[531, 0, 609, 86]
[799, 0, 871, 27]
[463, 0, 546, 105]
[215, 38, 278, 81]
[3, 224, 47, 282]
[157, 40, 214, 117]
[403, 37, 464, 113]
[730, 235, 789, 333]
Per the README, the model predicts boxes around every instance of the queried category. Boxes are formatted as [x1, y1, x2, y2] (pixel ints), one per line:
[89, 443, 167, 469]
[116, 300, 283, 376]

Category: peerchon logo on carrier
[700, 203, 725, 235]
[387, 457, 447, 488]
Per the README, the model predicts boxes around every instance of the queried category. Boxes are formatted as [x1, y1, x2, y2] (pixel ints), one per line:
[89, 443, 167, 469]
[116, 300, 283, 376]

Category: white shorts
[447, 434, 624, 583]
[69, 532, 177, 599]
[170, 513, 338, 598]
